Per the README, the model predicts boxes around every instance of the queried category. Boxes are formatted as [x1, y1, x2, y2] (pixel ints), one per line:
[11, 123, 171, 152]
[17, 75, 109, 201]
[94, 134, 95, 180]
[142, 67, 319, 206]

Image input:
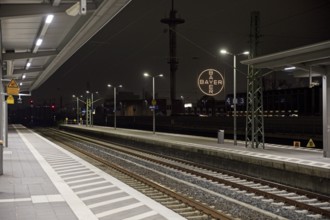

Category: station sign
[7, 79, 20, 95]
[149, 105, 159, 110]
[197, 69, 224, 96]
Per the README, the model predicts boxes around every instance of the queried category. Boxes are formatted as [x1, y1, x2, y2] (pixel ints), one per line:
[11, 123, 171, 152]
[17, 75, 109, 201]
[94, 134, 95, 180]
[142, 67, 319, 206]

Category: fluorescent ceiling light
[36, 38, 43, 46]
[284, 66, 296, 71]
[26, 62, 31, 67]
[46, 14, 54, 24]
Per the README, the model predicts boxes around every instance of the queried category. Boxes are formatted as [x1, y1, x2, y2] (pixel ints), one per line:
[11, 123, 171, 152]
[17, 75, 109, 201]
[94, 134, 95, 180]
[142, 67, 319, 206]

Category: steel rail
[43, 129, 233, 220]
[49, 128, 330, 218]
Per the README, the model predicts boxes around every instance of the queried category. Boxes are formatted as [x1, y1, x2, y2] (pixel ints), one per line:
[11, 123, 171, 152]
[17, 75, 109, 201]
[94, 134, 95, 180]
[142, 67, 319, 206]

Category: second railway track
[38, 128, 330, 220]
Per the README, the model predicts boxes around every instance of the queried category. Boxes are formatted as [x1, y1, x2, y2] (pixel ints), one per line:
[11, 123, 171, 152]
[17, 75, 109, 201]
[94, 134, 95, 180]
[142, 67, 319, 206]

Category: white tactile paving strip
[13, 125, 185, 220]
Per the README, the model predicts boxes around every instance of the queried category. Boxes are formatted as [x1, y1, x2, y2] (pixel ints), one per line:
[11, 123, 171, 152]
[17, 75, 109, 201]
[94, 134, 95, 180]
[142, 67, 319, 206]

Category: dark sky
[34, 0, 330, 106]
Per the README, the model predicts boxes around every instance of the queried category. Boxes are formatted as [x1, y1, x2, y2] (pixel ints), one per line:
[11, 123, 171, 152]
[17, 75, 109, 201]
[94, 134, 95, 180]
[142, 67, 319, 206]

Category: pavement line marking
[0, 198, 31, 203]
[48, 160, 77, 165]
[0, 195, 65, 204]
[76, 185, 116, 195]
[51, 162, 81, 167]
[32, 195, 65, 203]
[52, 164, 81, 169]
[15, 126, 98, 220]
[57, 168, 90, 175]
[61, 171, 94, 179]
[123, 210, 158, 220]
[46, 158, 75, 162]
[54, 165, 86, 171]
[71, 180, 108, 189]
[88, 195, 133, 209]
[95, 202, 144, 218]
[3, 150, 12, 155]
[45, 155, 71, 159]
[65, 175, 100, 183]
[81, 190, 123, 201]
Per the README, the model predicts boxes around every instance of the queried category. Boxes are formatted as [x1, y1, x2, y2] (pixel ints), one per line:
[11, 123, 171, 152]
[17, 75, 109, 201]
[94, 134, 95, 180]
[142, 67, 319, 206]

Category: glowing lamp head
[220, 49, 228, 54]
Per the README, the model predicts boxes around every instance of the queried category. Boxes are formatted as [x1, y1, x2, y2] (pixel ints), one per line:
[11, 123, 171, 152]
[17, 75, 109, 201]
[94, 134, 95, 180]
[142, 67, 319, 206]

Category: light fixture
[242, 51, 250, 55]
[36, 38, 43, 46]
[22, 74, 26, 79]
[143, 73, 150, 77]
[284, 66, 296, 71]
[66, 0, 87, 16]
[46, 14, 54, 24]
[26, 62, 31, 68]
[184, 103, 192, 108]
[19, 82, 23, 86]
[220, 49, 228, 54]
[107, 84, 111, 87]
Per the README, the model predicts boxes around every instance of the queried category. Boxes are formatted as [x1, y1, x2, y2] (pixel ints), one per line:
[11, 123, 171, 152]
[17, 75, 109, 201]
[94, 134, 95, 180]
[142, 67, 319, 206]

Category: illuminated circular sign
[197, 69, 225, 96]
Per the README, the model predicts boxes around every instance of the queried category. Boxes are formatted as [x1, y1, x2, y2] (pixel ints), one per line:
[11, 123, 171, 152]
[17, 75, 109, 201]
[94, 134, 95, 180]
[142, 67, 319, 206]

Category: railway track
[40, 128, 233, 220]
[40, 128, 330, 219]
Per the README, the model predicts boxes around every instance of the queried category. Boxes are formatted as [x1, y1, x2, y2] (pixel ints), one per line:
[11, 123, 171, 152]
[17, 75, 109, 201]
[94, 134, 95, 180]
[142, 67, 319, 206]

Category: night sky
[33, 0, 330, 106]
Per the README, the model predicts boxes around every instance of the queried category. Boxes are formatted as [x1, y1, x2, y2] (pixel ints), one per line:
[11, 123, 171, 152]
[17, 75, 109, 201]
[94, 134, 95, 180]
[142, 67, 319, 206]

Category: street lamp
[107, 84, 122, 129]
[220, 49, 249, 145]
[143, 72, 163, 134]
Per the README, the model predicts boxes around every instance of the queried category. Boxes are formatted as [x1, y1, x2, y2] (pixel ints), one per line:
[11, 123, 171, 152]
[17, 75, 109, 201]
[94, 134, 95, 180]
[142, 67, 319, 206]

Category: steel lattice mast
[245, 11, 265, 148]
[161, 0, 184, 108]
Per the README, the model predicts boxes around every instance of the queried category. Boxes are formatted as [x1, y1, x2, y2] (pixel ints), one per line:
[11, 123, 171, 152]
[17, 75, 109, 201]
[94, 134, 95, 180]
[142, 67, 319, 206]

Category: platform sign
[197, 69, 224, 96]
[7, 79, 20, 95]
[149, 105, 158, 110]
[6, 95, 15, 104]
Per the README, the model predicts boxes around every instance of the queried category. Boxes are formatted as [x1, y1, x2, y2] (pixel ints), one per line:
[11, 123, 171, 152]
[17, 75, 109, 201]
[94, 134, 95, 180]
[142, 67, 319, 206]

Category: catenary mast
[161, 0, 184, 112]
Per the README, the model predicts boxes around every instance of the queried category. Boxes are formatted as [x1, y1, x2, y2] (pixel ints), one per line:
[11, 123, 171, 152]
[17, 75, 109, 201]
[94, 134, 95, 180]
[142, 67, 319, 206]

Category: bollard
[218, 130, 224, 144]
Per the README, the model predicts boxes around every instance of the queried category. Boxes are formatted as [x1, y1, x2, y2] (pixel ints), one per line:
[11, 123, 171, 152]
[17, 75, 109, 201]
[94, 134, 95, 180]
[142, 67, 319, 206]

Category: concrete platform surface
[0, 125, 185, 220]
[62, 124, 330, 168]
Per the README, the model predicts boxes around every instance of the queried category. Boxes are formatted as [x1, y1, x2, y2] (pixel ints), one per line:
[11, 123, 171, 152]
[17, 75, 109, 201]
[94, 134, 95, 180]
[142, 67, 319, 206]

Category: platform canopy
[241, 40, 330, 76]
[241, 40, 330, 157]
[0, 0, 132, 93]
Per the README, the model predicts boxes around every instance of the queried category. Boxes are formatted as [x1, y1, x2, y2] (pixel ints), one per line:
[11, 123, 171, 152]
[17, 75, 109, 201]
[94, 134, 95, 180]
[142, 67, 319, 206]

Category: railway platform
[59, 124, 330, 196]
[0, 124, 185, 220]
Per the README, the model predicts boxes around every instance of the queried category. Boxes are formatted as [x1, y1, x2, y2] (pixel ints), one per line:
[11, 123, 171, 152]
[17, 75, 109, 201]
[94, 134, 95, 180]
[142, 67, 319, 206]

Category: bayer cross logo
[197, 69, 225, 96]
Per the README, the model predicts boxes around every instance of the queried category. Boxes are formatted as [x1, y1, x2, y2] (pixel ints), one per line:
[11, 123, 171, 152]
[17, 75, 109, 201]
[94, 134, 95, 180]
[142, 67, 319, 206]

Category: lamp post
[107, 84, 122, 129]
[220, 49, 249, 145]
[72, 95, 79, 124]
[72, 94, 86, 125]
[143, 72, 163, 134]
